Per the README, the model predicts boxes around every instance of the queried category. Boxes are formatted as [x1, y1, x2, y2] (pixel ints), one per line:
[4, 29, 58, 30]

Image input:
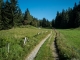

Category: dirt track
[51, 36, 59, 60]
[25, 32, 51, 60]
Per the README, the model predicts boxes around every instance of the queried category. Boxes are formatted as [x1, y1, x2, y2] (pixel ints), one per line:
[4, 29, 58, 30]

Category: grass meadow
[0, 25, 51, 60]
[56, 29, 80, 60]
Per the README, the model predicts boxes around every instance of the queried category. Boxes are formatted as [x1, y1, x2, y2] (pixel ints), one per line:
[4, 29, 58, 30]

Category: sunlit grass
[0, 25, 51, 60]
[57, 29, 80, 59]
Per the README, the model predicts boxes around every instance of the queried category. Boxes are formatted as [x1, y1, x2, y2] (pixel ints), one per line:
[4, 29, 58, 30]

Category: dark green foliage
[23, 8, 33, 25]
[42, 18, 47, 27]
[23, 9, 42, 27]
[67, 8, 73, 28]
[0, 0, 19, 29]
[0, 0, 3, 29]
[23, 10, 51, 27]
[54, 10, 69, 28]
[52, 19, 55, 27]
[30, 17, 39, 27]
[1, 0, 12, 29]
[0, 0, 51, 30]
[55, 11, 62, 28]
[53, 1, 80, 28]
[15, 7, 23, 26]
[40, 18, 50, 28]
[10, 0, 19, 27]
[0, 0, 25, 29]
[46, 20, 51, 27]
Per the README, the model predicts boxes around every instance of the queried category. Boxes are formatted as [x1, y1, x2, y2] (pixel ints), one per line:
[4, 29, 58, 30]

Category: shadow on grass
[54, 34, 70, 60]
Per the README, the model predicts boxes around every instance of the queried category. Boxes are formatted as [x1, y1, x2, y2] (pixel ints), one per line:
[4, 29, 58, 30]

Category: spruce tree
[24, 8, 33, 25]
[52, 19, 55, 27]
[30, 17, 38, 27]
[42, 18, 47, 27]
[15, 7, 23, 26]
[55, 11, 62, 28]
[0, 0, 3, 29]
[1, 0, 12, 29]
[10, 0, 18, 26]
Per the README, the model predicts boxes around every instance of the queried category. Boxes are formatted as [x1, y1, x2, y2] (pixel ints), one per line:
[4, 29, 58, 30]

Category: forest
[0, 0, 80, 30]
[0, 0, 51, 30]
[52, 2, 80, 29]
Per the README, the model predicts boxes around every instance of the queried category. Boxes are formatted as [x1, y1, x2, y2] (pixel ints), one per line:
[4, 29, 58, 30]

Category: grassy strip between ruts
[0, 26, 51, 60]
[34, 30, 54, 60]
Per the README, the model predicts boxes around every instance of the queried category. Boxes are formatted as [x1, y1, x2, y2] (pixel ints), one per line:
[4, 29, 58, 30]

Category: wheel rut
[25, 32, 52, 60]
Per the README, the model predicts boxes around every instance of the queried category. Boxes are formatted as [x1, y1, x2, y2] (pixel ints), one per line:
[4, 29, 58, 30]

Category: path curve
[25, 31, 52, 60]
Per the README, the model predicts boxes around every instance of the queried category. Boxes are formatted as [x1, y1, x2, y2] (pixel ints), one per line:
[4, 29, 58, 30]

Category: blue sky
[18, 0, 80, 21]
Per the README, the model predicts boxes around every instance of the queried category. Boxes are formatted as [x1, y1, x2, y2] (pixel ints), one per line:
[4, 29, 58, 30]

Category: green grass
[56, 29, 80, 59]
[0, 25, 51, 60]
[35, 31, 54, 60]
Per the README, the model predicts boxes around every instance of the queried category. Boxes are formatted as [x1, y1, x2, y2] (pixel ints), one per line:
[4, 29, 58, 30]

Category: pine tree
[24, 8, 33, 25]
[31, 17, 38, 27]
[39, 20, 42, 27]
[15, 7, 23, 26]
[1, 0, 12, 29]
[54, 1, 80, 28]
[52, 19, 55, 27]
[60, 9, 69, 28]
[75, 12, 80, 27]
[46, 20, 50, 27]
[42, 18, 47, 27]
[67, 8, 73, 28]
[55, 11, 62, 28]
[75, 2, 80, 27]
[0, 0, 3, 29]
[10, 0, 18, 26]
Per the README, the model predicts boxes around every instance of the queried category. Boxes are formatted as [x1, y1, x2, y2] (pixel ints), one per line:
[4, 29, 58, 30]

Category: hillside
[0, 25, 51, 60]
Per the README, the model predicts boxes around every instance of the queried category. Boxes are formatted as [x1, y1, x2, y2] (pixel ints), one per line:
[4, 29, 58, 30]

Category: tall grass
[56, 29, 80, 60]
[0, 26, 51, 60]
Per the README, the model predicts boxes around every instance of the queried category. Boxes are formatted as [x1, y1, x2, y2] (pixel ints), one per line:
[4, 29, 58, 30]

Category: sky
[18, 0, 80, 21]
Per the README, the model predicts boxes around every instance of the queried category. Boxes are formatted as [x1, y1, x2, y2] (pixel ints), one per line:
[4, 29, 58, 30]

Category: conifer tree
[0, 0, 3, 29]
[1, 0, 12, 29]
[24, 8, 33, 25]
[10, 0, 18, 26]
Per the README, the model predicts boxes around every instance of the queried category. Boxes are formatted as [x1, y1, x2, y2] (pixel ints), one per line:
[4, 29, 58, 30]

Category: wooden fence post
[8, 43, 9, 53]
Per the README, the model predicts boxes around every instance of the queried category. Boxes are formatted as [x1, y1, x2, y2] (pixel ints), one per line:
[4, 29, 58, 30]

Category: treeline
[0, 0, 51, 30]
[23, 9, 51, 28]
[52, 2, 80, 29]
[0, 0, 23, 30]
